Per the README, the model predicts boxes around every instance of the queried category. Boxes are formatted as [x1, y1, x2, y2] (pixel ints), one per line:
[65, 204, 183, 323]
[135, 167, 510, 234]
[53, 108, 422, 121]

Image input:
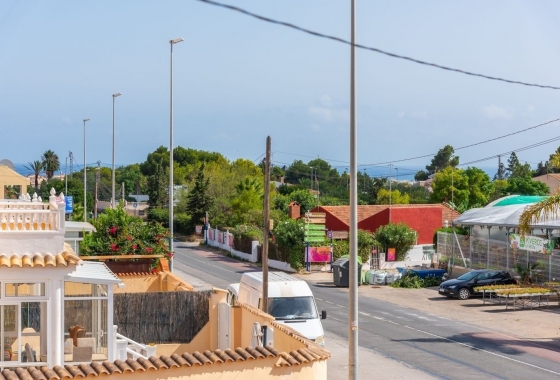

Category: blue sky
[1, 0, 560, 180]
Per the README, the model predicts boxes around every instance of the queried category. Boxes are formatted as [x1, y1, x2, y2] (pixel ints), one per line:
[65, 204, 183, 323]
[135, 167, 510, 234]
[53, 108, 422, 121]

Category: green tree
[231, 177, 263, 224]
[506, 152, 520, 179]
[464, 167, 494, 207]
[117, 164, 147, 197]
[186, 164, 214, 228]
[373, 223, 417, 261]
[41, 150, 60, 180]
[490, 179, 508, 201]
[505, 177, 549, 196]
[376, 189, 410, 204]
[24, 160, 44, 191]
[140, 146, 169, 176]
[494, 160, 506, 180]
[430, 167, 469, 207]
[426, 145, 459, 174]
[414, 170, 429, 181]
[146, 162, 168, 208]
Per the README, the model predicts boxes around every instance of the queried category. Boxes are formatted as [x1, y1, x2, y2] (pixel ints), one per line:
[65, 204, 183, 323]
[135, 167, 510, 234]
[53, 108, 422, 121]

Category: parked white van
[227, 271, 327, 346]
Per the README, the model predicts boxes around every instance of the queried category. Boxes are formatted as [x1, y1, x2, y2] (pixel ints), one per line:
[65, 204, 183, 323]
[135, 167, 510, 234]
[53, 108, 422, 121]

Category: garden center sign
[509, 234, 553, 254]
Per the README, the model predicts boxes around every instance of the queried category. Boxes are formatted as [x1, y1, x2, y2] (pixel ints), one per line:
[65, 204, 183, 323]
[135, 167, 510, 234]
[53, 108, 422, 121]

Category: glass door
[1, 304, 20, 363]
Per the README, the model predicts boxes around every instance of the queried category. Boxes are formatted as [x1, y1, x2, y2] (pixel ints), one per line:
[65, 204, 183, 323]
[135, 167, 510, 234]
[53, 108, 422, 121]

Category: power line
[362, 117, 560, 167]
[459, 135, 560, 167]
[195, 0, 560, 90]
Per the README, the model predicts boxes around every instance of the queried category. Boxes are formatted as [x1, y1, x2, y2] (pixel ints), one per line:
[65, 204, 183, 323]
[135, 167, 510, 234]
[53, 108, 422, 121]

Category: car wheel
[458, 288, 471, 300]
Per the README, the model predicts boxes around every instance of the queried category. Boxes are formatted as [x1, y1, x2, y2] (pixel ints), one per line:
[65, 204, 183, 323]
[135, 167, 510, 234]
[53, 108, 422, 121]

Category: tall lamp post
[111, 93, 122, 208]
[83, 118, 90, 221]
[169, 37, 184, 272]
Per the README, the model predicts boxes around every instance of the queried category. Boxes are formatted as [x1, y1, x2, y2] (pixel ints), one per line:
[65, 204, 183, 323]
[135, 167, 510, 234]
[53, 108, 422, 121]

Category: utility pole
[121, 182, 125, 206]
[262, 136, 271, 314]
[349, 0, 359, 377]
[389, 164, 392, 222]
[65, 156, 68, 195]
[94, 162, 100, 220]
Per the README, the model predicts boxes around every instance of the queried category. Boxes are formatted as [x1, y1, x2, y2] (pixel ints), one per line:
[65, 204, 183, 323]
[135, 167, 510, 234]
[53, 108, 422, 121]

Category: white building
[0, 189, 122, 366]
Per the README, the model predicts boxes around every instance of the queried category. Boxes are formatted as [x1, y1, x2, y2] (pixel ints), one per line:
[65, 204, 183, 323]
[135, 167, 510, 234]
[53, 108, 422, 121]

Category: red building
[310, 204, 460, 244]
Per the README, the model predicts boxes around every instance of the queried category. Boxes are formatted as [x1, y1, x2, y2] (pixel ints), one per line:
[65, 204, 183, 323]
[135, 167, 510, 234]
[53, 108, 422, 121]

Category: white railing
[0, 189, 64, 232]
[115, 331, 156, 360]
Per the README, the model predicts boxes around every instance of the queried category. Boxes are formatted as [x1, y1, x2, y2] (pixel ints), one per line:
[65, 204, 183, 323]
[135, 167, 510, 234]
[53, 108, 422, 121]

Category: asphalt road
[172, 243, 560, 379]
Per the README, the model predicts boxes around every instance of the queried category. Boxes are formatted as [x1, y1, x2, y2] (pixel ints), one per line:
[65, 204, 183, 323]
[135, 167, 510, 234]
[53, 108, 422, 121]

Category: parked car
[438, 270, 517, 300]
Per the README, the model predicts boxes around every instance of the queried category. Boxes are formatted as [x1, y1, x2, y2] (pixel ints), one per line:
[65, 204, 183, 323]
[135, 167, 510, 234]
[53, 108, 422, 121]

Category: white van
[227, 271, 326, 346]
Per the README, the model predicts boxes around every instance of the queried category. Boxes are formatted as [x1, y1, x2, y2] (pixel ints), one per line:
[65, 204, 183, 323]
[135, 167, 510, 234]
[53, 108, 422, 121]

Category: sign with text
[308, 246, 332, 262]
[195, 225, 203, 235]
[387, 248, 396, 262]
[509, 234, 553, 254]
[65, 196, 74, 214]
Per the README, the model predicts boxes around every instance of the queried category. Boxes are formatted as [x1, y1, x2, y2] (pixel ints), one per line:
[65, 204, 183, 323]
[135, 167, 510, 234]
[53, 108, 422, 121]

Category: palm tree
[24, 160, 44, 190]
[41, 150, 60, 180]
[519, 153, 560, 235]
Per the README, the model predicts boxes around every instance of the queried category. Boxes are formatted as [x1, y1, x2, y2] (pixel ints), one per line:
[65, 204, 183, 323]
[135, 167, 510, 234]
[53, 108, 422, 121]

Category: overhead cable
[362, 117, 560, 167]
[195, 0, 560, 90]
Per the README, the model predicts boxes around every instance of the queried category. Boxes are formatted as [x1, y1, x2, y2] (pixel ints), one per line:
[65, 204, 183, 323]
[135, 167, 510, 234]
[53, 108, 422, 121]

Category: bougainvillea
[80, 204, 172, 260]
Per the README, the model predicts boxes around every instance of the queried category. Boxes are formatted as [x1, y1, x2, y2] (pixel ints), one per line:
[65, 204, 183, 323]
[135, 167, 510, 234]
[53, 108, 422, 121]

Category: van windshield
[267, 297, 318, 320]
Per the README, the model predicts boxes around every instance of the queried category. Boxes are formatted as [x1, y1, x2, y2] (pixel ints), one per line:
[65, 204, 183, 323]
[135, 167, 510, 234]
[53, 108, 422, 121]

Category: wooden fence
[113, 290, 211, 344]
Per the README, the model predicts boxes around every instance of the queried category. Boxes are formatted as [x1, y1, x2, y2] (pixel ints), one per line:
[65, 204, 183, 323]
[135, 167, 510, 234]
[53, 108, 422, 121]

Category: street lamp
[111, 92, 122, 208]
[83, 118, 90, 222]
[169, 37, 184, 272]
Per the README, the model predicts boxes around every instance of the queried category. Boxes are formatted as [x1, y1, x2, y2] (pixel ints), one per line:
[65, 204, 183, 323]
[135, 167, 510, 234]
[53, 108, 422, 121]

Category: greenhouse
[437, 195, 560, 282]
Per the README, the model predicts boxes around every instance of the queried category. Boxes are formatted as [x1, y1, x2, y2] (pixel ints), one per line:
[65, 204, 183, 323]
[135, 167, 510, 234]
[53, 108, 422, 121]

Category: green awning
[492, 196, 548, 207]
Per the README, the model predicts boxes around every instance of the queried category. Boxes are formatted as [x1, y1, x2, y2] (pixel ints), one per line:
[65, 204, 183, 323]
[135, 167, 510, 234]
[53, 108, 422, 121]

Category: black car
[438, 270, 516, 300]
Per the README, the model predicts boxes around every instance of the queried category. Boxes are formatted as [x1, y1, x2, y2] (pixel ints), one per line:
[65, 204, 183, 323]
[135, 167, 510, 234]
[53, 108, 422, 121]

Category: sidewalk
[296, 271, 560, 342]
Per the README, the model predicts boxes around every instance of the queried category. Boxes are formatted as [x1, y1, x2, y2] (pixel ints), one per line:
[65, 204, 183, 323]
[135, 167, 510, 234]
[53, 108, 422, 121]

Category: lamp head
[83, 118, 90, 122]
[170, 37, 184, 44]
[112, 92, 122, 98]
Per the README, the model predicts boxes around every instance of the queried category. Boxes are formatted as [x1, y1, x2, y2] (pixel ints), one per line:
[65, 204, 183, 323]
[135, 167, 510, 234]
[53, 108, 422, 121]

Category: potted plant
[80, 204, 172, 273]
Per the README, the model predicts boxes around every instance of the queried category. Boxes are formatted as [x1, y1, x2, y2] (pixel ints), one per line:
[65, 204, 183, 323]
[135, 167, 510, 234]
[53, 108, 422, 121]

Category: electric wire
[195, 0, 560, 90]
[361, 117, 560, 167]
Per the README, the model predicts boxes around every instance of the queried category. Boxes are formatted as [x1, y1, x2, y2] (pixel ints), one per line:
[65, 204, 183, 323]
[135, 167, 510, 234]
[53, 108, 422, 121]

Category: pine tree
[186, 164, 214, 226]
[494, 161, 506, 180]
[506, 152, 520, 179]
[147, 162, 168, 208]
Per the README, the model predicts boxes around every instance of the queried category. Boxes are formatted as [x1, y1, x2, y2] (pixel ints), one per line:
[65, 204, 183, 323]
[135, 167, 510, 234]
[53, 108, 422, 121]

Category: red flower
[132, 244, 138, 250]
[145, 247, 154, 254]
[126, 235, 133, 241]
[151, 268, 158, 274]
[110, 243, 118, 252]
[108, 226, 118, 236]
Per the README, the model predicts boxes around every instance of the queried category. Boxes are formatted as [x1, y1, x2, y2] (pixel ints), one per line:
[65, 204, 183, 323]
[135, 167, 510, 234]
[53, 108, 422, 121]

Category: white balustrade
[0, 189, 65, 232]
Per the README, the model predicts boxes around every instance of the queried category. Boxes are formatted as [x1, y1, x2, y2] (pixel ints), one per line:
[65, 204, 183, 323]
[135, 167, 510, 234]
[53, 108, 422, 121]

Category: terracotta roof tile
[52, 366, 73, 380]
[75, 365, 95, 377]
[0, 251, 80, 268]
[159, 355, 181, 369]
[202, 350, 223, 364]
[26, 367, 47, 380]
[124, 359, 146, 372]
[224, 348, 243, 362]
[88, 363, 109, 376]
[13, 369, 32, 380]
[113, 360, 134, 373]
[0, 344, 330, 380]
[136, 357, 157, 371]
[37, 368, 59, 380]
[147, 356, 168, 370]
[212, 349, 235, 363]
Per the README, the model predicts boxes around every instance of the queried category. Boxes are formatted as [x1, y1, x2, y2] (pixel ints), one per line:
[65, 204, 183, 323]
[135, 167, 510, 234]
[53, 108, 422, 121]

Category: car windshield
[456, 272, 482, 281]
[267, 296, 318, 320]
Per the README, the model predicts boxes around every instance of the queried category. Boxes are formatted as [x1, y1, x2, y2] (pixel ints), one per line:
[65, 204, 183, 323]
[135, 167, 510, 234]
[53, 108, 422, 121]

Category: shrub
[374, 223, 417, 261]
[81, 204, 171, 260]
[332, 230, 376, 263]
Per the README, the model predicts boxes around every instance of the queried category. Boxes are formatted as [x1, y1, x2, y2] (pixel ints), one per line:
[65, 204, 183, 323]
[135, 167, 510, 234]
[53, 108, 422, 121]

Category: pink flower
[145, 247, 153, 254]
[132, 244, 138, 250]
[110, 243, 118, 252]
